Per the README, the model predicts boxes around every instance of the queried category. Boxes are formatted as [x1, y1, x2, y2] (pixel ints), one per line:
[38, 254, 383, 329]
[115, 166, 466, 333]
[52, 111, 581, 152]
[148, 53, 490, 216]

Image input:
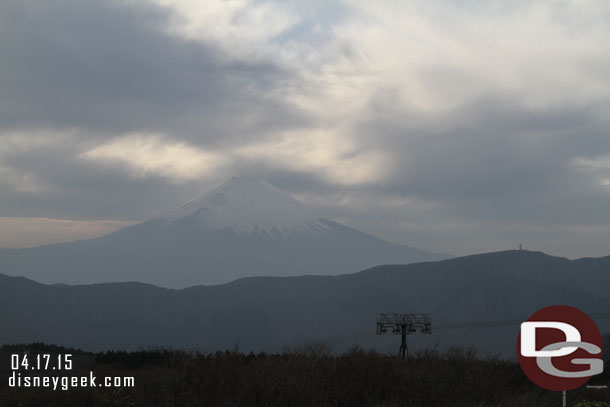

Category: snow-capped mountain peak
[1, 176, 448, 287]
[162, 176, 331, 235]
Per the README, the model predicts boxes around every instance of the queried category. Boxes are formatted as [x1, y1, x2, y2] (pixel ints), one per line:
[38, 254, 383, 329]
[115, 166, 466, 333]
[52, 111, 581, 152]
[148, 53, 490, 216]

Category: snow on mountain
[162, 177, 331, 235]
[0, 177, 450, 287]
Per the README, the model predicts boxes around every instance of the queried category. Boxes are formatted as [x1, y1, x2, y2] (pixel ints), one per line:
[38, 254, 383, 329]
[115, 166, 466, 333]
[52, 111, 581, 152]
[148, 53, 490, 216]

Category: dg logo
[517, 305, 604, 391]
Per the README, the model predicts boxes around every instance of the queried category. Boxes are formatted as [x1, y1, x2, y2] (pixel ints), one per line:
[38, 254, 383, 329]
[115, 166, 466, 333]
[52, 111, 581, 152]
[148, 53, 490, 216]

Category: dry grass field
[0, 342, 608, 407]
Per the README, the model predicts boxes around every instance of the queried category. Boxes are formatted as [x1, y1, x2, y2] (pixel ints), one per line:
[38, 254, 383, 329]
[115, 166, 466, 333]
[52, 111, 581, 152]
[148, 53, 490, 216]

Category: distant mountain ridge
[0, 250, 608, 355]
[0, 177, 447, 288]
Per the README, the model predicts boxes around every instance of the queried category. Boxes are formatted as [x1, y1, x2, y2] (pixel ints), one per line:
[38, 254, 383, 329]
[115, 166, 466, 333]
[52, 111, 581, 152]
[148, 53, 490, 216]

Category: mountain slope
[162, 176, 331, 235]
[1, 250, 608, 355]
[0, 177, 447, 288]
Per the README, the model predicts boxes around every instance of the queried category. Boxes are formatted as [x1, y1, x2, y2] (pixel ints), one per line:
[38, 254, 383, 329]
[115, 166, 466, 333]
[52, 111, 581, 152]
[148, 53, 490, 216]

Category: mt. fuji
[0, 177, 448, 288]
[162, 177, 332, 236]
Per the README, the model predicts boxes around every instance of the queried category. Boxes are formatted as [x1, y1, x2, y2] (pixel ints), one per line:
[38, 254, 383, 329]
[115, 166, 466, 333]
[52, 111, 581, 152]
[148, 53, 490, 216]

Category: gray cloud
[0, 0, 303, 143]
[0, 0, 609, 258]
[0, 0, 308, 218]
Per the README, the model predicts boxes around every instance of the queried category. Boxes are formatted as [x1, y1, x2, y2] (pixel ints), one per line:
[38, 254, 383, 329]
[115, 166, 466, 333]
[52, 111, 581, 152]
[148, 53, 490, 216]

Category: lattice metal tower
[376, 313, 432, 359]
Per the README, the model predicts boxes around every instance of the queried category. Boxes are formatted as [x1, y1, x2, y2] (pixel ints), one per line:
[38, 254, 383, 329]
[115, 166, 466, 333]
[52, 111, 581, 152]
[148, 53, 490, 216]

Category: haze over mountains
[1, 250, 609, 355]
[0, 177, 447, 288]
[2, 177, 608, 355]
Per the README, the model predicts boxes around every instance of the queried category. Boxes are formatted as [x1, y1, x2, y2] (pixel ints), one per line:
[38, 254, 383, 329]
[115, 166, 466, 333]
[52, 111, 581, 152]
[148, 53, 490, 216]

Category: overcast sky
[1, 0, 609, 258]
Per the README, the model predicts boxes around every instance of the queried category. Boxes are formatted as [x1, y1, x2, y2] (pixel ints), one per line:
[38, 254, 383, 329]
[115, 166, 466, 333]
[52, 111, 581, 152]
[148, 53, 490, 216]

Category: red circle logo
[517, 305, 603, 391]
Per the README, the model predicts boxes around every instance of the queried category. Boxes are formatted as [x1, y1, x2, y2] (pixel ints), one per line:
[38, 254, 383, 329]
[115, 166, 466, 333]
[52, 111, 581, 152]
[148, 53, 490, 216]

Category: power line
[434, 312, 610, 331]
